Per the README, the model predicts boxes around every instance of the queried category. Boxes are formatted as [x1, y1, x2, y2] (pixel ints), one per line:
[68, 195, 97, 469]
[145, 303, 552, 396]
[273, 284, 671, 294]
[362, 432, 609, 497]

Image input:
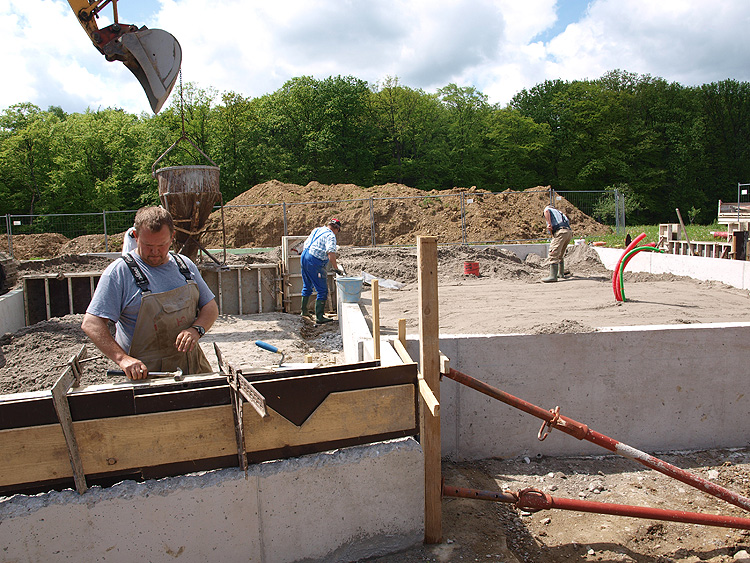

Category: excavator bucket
[119, 28, 182, 114]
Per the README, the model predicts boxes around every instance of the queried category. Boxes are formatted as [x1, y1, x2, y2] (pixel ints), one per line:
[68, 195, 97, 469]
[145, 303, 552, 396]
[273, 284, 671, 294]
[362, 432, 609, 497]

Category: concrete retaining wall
[594, 246, 750, 290]
[0, 437, 424, 563]
[0, 289, 23, 336]
[424, 323, 750, 461]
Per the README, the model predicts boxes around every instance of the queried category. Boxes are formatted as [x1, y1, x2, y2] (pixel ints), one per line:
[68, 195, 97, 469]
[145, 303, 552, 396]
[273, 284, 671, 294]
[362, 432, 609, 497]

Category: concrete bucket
[154, 165, 221, 260]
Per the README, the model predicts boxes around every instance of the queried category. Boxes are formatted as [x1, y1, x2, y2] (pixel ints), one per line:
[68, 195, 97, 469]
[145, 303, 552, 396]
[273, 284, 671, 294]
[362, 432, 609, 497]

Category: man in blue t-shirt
[542, 205, 573, 282]
[82, 206, 218, 379]
[300, 218, 343, 324]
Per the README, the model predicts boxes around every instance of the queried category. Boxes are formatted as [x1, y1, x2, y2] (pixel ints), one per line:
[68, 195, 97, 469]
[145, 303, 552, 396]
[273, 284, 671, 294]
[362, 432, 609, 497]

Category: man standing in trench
[300, 218, 343, 324]
[82, 206, 218, 379]
[542, 204, 573, 282]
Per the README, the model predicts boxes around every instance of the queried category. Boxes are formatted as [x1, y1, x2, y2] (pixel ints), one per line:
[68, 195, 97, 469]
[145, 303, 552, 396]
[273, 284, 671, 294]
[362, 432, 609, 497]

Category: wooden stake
[372, 279, 380, 360]
[418, 236, 441, 544]
[398, 318, 406, 346]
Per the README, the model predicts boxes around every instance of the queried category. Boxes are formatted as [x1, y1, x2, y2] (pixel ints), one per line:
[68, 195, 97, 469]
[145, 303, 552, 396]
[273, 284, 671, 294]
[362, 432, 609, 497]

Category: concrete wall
[594, 246, 750, 290]
[425, 323, 750, 461]
[0, 288, 24, 336]
[0, 437, 424, 563]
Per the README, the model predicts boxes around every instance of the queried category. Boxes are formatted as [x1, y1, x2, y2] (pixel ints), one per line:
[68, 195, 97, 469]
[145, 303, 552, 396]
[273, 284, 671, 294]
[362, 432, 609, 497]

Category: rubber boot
[542, 263, 559, 283]
[300, 295, 313, 319]
[559, 259, 570, 279]
[315, 300, 333, 324]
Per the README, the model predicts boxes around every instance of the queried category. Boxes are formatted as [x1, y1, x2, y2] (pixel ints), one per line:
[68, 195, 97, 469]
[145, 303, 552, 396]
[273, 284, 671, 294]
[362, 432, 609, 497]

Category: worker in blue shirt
[542, 205, 573, 282]
[300, 218, 343, 324]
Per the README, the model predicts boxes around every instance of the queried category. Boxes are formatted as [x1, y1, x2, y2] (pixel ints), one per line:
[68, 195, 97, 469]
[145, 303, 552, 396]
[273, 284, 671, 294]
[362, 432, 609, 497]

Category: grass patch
[583, 223, 726, 248]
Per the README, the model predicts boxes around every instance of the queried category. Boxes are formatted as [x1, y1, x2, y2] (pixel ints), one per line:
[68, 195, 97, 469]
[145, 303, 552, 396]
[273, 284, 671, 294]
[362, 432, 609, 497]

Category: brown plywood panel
[242, 384, 415, 452]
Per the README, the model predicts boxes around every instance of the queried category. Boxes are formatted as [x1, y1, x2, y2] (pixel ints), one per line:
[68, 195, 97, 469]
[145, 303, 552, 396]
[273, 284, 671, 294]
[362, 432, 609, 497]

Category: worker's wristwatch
[190, 325, 205, 338]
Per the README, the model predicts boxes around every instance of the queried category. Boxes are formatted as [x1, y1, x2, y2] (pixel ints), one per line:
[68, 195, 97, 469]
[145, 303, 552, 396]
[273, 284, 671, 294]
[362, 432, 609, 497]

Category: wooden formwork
[0, 353, 418, 496]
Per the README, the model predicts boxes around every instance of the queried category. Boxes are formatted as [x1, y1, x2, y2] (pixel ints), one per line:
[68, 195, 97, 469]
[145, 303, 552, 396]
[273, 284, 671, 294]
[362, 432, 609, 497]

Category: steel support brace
[443, 485, 750, 530]
[445, 367, 750, 513]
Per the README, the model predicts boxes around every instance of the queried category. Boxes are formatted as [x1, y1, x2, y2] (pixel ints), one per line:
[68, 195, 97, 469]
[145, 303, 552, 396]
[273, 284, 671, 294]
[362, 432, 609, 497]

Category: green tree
[369, 77, 447, 189]
[438, 84, 490, 187]
[0, 103, 57, 216]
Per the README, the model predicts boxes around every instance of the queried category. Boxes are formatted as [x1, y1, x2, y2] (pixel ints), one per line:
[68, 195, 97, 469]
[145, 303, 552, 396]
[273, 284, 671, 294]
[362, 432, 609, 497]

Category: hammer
[106, 367, 184, 381]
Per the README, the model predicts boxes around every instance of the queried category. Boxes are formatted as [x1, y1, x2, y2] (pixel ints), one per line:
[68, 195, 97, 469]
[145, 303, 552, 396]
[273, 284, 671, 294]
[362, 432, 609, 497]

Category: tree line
[2, 70, 750, 226]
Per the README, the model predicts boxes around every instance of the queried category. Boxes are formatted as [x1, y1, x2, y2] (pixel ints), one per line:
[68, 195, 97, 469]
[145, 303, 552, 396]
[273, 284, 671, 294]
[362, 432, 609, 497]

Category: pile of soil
[202, 181, 610, 248]
[1, 182, 610, 261]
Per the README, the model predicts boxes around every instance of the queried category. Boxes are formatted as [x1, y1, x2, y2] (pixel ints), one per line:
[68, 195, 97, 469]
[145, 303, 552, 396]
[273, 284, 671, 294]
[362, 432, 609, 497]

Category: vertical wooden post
[418, 236, 441, 544]
[398, 318, 406, 346]
[372, 279, 380, 360]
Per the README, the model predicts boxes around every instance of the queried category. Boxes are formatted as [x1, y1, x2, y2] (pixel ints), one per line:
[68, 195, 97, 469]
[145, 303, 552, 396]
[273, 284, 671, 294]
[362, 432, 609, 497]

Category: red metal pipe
[445, 367, 750, 512]
[442, 485, 750, 531]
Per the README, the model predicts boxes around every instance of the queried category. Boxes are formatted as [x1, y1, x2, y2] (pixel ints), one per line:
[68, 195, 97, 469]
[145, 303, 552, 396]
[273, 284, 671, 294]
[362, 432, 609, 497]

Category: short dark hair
[134, 206, 174, 235]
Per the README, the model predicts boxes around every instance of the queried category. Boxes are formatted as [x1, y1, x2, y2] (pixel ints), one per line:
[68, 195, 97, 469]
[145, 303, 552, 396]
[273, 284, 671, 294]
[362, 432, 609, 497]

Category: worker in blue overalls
[300, 218, 343, 324]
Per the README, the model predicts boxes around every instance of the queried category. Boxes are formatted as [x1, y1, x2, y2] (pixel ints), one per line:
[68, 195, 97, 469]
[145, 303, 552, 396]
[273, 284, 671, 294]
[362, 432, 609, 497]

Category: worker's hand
[119, 356, 148, 380]
[334, 268, 344, 275]
[175, 328, 199, 353]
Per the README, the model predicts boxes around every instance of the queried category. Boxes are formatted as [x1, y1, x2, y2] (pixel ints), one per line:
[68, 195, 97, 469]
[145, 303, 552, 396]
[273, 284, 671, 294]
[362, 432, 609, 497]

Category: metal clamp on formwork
[215, 343, 268, 475]
[51, 345, 88, 494]
[444, 367, 750, 517]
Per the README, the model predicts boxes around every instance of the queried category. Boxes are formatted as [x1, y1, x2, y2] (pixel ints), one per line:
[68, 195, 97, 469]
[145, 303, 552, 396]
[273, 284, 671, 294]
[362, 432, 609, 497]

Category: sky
[3, 0, 750, 115]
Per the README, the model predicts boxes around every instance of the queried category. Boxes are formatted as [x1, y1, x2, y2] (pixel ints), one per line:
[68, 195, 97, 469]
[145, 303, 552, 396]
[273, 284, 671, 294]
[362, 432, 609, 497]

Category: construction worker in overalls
[83, 207, 218, 380]
[542, 205, 573, 282]
[300, 218, 343, 324]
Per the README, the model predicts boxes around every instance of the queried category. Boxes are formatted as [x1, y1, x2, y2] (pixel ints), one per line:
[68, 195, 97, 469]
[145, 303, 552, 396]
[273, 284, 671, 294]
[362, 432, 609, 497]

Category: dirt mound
[0, 233, 69, 261]
[58, 233, 127, 255]
[202, 181, 611, 248]
[1, 183, 609, 260]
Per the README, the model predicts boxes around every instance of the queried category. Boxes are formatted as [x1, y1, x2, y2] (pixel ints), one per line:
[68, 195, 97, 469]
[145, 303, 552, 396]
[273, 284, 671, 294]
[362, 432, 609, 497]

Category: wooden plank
[242, 384, 415, 451]
[0, 384, 417, 489]
[418, 235, 442, 544]
[391, 340, 438, 416]
[51, 351, 87, 493]
[373, 279, 381, 360]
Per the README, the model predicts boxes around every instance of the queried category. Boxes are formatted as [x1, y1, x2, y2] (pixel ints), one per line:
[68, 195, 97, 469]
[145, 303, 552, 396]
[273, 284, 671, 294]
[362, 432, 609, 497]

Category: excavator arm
[67, 0, 182, 113]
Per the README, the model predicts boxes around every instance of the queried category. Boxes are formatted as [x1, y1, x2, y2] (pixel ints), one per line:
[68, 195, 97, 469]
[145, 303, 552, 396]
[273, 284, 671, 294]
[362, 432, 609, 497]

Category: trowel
[254, 340, 317, 371]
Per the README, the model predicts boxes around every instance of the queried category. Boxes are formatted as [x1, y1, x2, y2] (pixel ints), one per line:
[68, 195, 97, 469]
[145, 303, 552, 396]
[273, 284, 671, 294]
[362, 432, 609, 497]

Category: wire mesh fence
[1, 189, 622, 259]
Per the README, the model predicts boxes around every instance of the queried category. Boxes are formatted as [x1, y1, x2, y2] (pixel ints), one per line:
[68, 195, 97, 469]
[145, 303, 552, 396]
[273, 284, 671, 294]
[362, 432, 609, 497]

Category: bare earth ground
[2, 244, 749, 561]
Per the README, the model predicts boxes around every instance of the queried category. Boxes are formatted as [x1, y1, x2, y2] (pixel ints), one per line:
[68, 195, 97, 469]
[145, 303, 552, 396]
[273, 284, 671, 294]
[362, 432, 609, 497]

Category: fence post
[614, 190, 620, 235]
[460, 193, 466, 244]
[370, 197, 376, 247]
[620, 191, 626, 233]
[102, 210, 109, 252]
[5, 214, 12, 259]
[282, 203, 288, 237]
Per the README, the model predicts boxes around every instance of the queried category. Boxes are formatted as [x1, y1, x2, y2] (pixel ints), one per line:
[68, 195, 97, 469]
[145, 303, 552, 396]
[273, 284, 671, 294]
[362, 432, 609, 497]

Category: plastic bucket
[336, 276, 364, 303]
[463, 261, 479, 276]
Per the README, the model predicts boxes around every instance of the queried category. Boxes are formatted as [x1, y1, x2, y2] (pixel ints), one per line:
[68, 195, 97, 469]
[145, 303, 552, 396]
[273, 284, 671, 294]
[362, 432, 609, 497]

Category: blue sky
[2, 0, 750, 115]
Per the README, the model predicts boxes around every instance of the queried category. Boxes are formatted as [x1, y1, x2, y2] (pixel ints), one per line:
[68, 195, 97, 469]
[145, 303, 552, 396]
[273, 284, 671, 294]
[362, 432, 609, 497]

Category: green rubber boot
[315, 299, 333, 324]
[300, 295, 313, 319]
[559, 259, 570, 279]
[542, 263, 559, 283]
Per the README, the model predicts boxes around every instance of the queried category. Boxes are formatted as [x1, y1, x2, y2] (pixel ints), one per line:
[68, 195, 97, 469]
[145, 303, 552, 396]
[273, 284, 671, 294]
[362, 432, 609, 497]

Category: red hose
[613, 233, 646, 301]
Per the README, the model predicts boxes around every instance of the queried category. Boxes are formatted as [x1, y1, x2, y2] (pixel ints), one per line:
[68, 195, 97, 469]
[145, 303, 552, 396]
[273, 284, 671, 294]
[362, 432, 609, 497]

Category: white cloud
[2, 0, 750, 115]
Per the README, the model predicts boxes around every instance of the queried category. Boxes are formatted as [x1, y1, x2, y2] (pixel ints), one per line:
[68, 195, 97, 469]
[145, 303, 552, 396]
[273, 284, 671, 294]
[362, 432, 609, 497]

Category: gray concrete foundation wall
[0, 288, 24, 336]
[426, 323, 750, 461]
[0, 437, 424, 563]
